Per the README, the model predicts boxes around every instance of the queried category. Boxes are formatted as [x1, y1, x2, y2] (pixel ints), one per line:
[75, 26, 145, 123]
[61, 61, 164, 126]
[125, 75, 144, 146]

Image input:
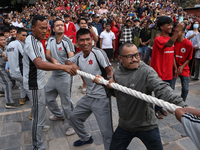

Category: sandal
[160, 109, 168, 116]
[78, 85, 82, 89]
[155, 111, 163, 119]
[82, 88, 86, 94]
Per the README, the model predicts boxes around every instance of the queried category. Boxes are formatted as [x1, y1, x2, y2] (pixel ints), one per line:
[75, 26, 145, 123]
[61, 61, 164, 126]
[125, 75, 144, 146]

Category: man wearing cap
[132, 18, 141, 48]
[100, 23, 115, 62]
[64, 14, 76, 39]
[92, 14, 103, 48]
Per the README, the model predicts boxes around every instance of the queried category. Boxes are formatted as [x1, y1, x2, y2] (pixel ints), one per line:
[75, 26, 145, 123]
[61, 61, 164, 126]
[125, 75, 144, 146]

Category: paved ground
[0, 61, 200, 150]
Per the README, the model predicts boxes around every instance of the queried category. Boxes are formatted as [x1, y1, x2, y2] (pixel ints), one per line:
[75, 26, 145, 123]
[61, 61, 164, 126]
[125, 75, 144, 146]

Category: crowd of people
[0, 0, 200, 150]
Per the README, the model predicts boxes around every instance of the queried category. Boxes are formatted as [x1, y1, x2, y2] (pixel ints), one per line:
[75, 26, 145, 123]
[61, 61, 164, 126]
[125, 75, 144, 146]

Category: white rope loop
[77, 70, 181, 112]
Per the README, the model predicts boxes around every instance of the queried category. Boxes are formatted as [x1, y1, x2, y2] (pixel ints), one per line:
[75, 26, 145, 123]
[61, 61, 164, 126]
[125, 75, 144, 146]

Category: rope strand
[77, 70, 181, 112]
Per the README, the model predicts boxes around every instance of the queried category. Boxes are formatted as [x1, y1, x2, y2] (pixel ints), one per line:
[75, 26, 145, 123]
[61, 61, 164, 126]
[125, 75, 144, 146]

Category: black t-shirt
[139, 28, 151, 47]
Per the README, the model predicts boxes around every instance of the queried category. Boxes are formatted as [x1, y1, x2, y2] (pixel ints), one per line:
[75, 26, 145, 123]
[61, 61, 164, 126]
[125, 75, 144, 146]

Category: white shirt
[15, 22, 24, 28]
[65, 23, 69, 30]
[100, 30, 115, 49]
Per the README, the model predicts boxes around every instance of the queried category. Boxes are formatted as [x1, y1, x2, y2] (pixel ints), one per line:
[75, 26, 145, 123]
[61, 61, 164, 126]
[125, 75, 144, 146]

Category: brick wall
[184, 7, 200, 17]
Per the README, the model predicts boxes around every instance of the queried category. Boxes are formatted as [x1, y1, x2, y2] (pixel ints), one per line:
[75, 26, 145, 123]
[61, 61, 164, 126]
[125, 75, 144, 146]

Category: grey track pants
[69, 95, 113, 150]
[0, 70, 14, 103]
[46, 75, 73, 124]
[13, 76, 26, 99]
[26, 88, 46, 150]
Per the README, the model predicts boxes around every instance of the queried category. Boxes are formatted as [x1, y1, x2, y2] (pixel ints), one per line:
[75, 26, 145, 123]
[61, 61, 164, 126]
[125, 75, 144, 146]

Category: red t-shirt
[174, 38, 193, 77]
[151, 35, 174, 80]
[64, 22, 76, 38]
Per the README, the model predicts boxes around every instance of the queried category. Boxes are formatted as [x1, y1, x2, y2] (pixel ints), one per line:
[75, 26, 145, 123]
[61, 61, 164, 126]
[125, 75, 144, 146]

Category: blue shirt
[92, 22, 103, 35]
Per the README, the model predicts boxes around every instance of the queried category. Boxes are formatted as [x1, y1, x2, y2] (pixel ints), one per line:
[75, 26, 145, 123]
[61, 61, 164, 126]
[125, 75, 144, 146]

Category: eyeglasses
[120, 52, 140, 61]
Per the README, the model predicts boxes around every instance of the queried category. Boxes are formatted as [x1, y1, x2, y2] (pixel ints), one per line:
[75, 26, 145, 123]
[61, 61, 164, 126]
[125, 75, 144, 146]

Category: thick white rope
[77, 70, 181, 112]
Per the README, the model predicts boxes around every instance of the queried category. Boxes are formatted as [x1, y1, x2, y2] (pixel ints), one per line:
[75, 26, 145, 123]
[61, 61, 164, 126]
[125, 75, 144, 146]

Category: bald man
[93, 42, 187, 150]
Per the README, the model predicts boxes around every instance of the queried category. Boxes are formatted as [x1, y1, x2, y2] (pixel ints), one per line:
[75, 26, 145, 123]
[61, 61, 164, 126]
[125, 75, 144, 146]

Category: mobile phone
[88, 22, 92, 27]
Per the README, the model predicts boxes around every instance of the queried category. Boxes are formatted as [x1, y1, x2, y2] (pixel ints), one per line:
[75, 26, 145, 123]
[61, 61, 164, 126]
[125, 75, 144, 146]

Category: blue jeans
[171, 76, 189, 102]
[110, 126, 163, 150]
[138, 46, 148, 59]
[155, 79, 173, 112]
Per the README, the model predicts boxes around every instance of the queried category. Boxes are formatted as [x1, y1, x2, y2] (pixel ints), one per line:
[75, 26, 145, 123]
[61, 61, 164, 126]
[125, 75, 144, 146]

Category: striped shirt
[6, 40, 24, 78]
[68, 47, 111, 98]
[23, 34, 46, 90]
[181, 113, 200, 149]
[46, 35, 75, 76]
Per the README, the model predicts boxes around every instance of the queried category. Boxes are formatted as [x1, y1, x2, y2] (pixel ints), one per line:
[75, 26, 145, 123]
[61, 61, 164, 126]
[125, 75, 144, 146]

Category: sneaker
[49, 115, 65, 121]
[42, 125, 50, 132]
[66, 127, 75, 136]
[0, 91, 4, 97]
[73, 136, 93, 147]
[19, 98, 26, 105]
[29, 112, 32, 120]
[5, 103, 20, 109]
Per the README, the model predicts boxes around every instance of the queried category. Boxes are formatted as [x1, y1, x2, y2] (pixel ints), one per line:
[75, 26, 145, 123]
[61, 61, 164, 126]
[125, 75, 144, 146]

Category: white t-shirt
[100, 30, 115, 49]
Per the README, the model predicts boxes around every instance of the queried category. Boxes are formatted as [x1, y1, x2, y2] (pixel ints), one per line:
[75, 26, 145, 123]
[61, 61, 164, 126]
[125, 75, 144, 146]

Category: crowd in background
[0, 0, 200, 116]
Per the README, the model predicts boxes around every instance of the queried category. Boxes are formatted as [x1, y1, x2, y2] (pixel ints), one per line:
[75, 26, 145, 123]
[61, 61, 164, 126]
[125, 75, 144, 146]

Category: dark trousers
[144, 47, 152, 64]
[110, 126, 163, 150]
[155, 79, 173, 112]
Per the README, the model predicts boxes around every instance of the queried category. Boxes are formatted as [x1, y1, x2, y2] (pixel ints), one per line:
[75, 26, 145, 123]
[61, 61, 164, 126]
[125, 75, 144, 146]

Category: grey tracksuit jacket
[111, 61, 186, 132]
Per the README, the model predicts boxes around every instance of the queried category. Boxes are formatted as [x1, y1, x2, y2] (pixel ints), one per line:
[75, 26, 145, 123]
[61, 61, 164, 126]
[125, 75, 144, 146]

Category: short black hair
[17, 28, 27, 34]
[157, 16, 172, 29]
[76, 28, 91, 40]
[3, 28, 9, 33]
[126, 20, 131, 23]
[77, 18, 87, 24]
[0, 33, 4, 37]
[64, 14, 70, 18]
[119, 43, 136, 55]
[9, 26, 16, 31]
[53, 18, 63, 27]
[32, 15, 46, 26]
[174, 22, 186, 32]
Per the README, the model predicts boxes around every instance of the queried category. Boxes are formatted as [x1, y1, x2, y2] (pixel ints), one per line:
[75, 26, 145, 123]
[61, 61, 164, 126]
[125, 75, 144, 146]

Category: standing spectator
[172, 23, 193, 102]
[151, 17, 184, 119]
[132, 18, 141, 48]
[193, 32, 200, 80]
[92, 14, 103, 48]
[15, 18, 24, 28]
[98, 2, 108, 15]
[144, 19, 161, 64]
[63, 14, 76, 39]
[185, 21, 199, 77]
[138, 19, 151, 60]
[120, 20, 133, 44]
[100, 23, 115, 62]
[111, 20, 119, 60]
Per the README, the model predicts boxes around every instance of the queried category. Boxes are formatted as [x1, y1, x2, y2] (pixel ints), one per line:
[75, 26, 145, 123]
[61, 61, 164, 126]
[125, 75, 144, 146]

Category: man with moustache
[23, 15, 77, 150]
[93, 43, 187, 150]
[45, 18, 76, 136]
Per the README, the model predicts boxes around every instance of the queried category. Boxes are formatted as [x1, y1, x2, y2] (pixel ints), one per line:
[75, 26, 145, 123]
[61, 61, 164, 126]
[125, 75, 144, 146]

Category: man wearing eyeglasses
[93, 42, 187, 150]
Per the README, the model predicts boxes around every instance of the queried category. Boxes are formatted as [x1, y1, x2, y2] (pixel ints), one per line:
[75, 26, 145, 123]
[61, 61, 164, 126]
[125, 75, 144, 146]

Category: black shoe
[5, 103, 20, 109]
[73, 136, 93, 147]
[0, 91, 4, 97]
